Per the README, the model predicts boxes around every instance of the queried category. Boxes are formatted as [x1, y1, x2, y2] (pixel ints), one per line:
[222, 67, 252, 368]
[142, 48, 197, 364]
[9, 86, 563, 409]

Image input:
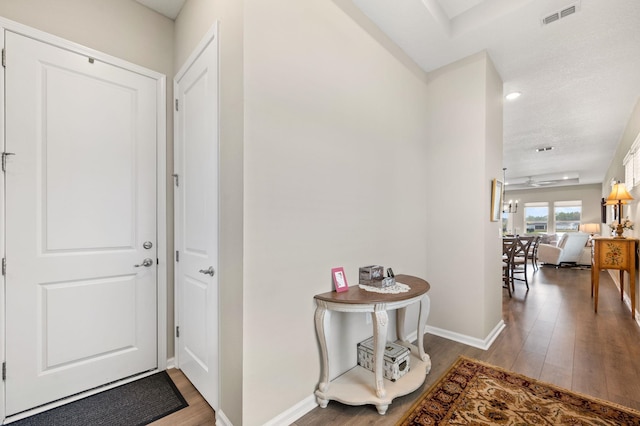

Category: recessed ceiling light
[505, 92, 521, 100]
[563, 176, 569, 180]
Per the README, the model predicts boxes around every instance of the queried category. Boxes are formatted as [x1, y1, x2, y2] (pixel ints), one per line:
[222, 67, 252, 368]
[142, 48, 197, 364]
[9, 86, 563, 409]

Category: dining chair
[502, 237, 518, 297]
[511, 236, 534, 290]
[527, 235, 542, 270]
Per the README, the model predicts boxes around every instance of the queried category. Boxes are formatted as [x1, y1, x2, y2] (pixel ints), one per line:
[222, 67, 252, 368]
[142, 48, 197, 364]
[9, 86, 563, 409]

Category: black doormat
[11, 371, 188, 426]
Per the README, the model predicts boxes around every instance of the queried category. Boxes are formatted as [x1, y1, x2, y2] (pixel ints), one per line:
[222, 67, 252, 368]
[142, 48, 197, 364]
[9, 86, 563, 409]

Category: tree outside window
[525, 203, 549, 234]
[554, 201, 582, 233]
[502, 211, 509, 234]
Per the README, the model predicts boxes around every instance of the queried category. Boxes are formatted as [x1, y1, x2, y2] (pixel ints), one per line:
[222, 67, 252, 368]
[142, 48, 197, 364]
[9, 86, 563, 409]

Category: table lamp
[606, 182, 634, 238]
[579, 223, 600, 237]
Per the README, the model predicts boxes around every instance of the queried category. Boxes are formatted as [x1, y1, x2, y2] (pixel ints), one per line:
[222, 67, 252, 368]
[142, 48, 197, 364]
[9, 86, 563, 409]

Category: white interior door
[4, 31, 158, 415]
[174, 24, 219, 409]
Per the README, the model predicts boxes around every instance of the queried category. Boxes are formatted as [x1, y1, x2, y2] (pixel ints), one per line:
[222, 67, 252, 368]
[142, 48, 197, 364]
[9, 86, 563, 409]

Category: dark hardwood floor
[159, 266, 640, 425]
[151, 368, 216, 425]
[293, 266, 640, 425]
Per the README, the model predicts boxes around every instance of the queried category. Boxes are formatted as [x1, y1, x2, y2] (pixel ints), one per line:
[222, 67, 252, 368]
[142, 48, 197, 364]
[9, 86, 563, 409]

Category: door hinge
[175, 99, 179, 111]
[176, 326, 180, 338]
[172, 173, 179, 187]
[2, 48, 5, 68]
[2, 152, 15, 172]
[175, 250, 179, 262]
[1, 258, 5, 276]
[2, 362, 6, 381]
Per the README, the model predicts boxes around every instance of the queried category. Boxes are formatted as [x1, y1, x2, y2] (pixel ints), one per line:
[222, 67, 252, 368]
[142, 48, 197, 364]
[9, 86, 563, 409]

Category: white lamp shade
[579, 223, 600, 234]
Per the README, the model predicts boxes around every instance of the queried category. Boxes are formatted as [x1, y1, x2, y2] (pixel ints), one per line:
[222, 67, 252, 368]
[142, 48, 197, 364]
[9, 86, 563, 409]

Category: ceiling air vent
[543, 13, 560, 25]
[542, 1, 580, 26]
[560, 5, 576, 18]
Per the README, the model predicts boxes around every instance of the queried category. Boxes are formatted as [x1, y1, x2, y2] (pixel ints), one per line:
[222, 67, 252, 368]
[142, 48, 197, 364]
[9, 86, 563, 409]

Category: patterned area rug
[397, 356, 640, 425]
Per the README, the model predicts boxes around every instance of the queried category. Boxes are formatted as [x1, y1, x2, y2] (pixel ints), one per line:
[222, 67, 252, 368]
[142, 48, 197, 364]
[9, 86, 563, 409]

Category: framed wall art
[491, 178, 503, 222]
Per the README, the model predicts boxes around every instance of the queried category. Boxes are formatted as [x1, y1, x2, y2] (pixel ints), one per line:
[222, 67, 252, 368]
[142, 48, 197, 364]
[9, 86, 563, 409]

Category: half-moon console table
[313, 274, 431, 415]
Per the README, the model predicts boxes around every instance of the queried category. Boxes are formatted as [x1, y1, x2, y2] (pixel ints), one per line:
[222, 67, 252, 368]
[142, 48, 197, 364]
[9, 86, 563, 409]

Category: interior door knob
[135, 258, 154, 267]
[199, 266, 215, 276]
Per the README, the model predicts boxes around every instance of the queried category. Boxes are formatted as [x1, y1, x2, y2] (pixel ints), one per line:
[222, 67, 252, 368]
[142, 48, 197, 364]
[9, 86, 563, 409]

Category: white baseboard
[269, 323, 505, 425]
[262, 395, 317, 426]
[216, 409, 233, 426]
[606, 270, 640, 327]
[405, 321, 505, 352]
[166, 357, 176, 369]
[425, 320, 506, 350]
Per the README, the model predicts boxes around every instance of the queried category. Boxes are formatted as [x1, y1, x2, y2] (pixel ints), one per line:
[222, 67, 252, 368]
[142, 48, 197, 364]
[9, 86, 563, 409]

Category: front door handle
[199, 266, 215, 276]
[135, 258, 154, 267]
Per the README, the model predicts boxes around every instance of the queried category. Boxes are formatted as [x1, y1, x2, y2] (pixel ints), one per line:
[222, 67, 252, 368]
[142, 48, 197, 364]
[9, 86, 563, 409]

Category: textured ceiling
[353, 0, 640, 190]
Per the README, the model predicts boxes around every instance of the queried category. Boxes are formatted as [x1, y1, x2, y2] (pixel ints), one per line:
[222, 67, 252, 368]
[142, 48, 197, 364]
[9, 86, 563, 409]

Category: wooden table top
[314, 274, 430, 305]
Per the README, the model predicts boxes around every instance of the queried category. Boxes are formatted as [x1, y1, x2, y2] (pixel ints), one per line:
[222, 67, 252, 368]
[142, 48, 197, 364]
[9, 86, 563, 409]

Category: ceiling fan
[523, 176, 555, 187]
[506, 173, 580, 189]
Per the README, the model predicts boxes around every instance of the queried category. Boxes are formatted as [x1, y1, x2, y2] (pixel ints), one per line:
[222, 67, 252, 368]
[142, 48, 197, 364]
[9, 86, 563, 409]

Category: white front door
[4, 31, 158, 415]
[174, 24, 219, 409]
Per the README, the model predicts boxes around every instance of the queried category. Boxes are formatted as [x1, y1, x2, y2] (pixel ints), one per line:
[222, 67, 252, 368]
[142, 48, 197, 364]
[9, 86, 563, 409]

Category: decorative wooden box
[357, 337, 410, 382]
[359, 265, 384, 285]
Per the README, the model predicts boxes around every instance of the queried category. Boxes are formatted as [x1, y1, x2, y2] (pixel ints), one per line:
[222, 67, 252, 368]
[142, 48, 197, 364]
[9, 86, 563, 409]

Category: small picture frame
[331, 267, 349, 292]
[491, 178, 503, 222]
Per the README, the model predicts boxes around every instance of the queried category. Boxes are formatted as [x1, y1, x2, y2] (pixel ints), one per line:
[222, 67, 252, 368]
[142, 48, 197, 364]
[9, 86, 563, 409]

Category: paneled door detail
[174, 24, 219, 409]
[4, 31, 158, 415]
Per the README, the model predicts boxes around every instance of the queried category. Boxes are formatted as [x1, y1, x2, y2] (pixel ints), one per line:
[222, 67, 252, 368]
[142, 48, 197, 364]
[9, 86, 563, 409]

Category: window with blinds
[633, 145, 640, 188]
[624, 132, 640, 190]
[624, 150, 633, 189]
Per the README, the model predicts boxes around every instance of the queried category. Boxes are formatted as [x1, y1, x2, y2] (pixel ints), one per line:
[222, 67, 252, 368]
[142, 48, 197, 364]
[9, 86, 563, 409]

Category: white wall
[604, 97, 640, 230]
[424, 52, 504, 342]
[505, 184, 603, 235]
[0, 0, 173, 73]
[174, 1, 245, 424]
[483, 56, 505, 337]
[243, 0, 431, 424]
[603, 97, 640, 318]
[0, 1, 507, 424]
[177, 3, 505, 424]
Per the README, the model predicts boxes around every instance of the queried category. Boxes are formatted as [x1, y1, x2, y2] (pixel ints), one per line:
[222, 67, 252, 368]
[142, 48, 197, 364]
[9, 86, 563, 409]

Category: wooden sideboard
[591, 238, 638, 319]
[313, 274, 431, 415]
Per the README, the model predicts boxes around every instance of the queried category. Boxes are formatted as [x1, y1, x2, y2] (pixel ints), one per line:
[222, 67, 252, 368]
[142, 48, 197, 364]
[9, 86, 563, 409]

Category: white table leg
[417, 295, 431, 367]
[372, 304, 388, 399]
[396, 306, 408, 344]
[314, 302, 330, 398]
[376, 404, 389, 415]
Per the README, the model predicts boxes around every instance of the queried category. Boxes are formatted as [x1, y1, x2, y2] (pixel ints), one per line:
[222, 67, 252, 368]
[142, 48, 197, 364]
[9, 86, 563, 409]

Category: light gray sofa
[537, 232, 591, 266]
